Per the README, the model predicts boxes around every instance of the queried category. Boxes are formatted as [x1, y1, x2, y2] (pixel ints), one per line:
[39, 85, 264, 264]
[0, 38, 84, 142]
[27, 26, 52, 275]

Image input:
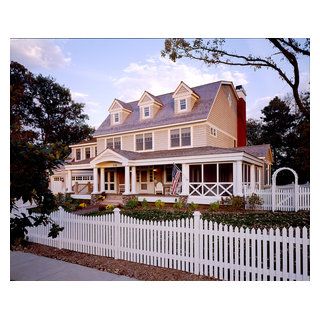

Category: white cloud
[10, 39, 71, 69]
[111, 56, 248, 101]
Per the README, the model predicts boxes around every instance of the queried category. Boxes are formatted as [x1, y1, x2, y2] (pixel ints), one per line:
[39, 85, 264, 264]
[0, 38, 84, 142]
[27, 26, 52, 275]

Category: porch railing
[189, 182, 233, 197]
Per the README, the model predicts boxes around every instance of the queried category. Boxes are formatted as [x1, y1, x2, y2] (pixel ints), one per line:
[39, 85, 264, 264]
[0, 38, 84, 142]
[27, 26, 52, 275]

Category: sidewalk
[10, 251, 137, 281]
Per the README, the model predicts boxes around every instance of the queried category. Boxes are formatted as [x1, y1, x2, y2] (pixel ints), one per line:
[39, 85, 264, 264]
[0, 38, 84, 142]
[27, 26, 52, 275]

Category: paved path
[10, 251, 137, 281]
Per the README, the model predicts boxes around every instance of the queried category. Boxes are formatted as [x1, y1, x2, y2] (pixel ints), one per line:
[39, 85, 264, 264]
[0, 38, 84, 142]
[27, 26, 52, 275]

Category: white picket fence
[17, 207, 310, 281]
[245, 186, 310, 211]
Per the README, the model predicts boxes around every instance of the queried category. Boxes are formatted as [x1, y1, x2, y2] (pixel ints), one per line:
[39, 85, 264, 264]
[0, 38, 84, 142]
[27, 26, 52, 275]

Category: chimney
[236, 85, 247, 147]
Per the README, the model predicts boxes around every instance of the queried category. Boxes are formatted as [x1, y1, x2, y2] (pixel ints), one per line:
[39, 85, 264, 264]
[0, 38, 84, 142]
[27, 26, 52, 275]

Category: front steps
[101, 194, 124, 206]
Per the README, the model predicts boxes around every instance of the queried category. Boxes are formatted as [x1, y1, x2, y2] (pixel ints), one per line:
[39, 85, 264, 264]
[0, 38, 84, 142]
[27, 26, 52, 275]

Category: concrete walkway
[10, 251, 137, 281]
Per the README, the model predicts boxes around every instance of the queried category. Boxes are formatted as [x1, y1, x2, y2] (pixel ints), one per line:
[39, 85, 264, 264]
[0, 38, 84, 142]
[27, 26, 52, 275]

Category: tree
[161, 38, 310, 117]
[246, 118, 263, 146]
[10, 61, 94, 243]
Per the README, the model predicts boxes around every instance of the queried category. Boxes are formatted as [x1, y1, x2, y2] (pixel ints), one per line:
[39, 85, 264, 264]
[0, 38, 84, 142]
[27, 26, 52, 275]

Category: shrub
[188, 202, 198, 211]
[209, 201, 220, 212]
[228, 195, 245, 210]
[173, 198, 185, 210]
[125, 196, 139, 209]
[79, 203, 87, 208]
[97, 195, 105, 201]
[98, 204, 106, 211]
[141, 198, 149, 209]
[247, 193, 263, 210]
[105, 204, 115, 210]
[154, 199, 165, 209]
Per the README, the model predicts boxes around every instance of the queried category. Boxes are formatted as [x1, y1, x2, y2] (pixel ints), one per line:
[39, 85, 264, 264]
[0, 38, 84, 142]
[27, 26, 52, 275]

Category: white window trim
[210, 126, 218, 138]
[105, 136, 122, 150]
[168, 126, 193, 150]
[179, 98, 187, 112]
[134, 131, 154, 152]
[142, 106, 151, 119]
[113, 112, 120, 124]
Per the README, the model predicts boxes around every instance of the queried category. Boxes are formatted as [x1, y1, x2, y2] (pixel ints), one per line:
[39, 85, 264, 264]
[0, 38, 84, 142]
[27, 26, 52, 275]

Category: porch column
[100, 167, 105, 192]
[234, 160, 243, 196]
[181, 163, 189, 195]
[124, 165, 130, 194]
[66, 170, 73, 193]
[258, 167, 262, 190]
[92, 167, 99, 194]
[131, 166, 137, 194]
[250, 164, 255, 193]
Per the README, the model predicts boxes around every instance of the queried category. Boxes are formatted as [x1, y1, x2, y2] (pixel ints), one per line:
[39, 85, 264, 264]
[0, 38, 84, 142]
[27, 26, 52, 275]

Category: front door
[105, 169, 117, 194]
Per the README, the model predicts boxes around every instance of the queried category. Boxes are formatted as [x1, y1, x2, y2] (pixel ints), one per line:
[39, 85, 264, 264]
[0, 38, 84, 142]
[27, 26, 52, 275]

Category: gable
[140, 94, 153, 104]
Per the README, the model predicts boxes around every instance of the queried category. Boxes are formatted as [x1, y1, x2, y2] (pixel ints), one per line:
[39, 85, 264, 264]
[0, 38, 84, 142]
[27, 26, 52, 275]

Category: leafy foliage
[221, 196, 245, 210]
[125, 196, 139, 209]
[208, 201, 220, 212]
[246, 193, 264, 210]
[154, 199, 165, 209]
[173, 198, 185, 210]
[10, 61, 94, 243]
[141, 198, 149, 209]
[188, 202, 199, 211]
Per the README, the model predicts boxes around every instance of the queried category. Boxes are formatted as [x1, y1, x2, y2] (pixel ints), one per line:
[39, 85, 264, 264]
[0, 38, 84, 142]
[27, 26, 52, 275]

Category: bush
[154, 199, 165, 209]
[222, 195, 245, 211]
[98, 204, 106, 211]
[247, 193, 263, 210]
[209, 201, 220, 212]
[141, 198, 149, 209]
[105, 204, 115, 210]
[173, 198, 185, 210]
[125, 196, 139, 209]
[188, 202, 198, 211]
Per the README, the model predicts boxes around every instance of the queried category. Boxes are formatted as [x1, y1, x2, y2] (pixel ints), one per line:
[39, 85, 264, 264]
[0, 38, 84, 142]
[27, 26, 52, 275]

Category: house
[49, 80, 272, 204]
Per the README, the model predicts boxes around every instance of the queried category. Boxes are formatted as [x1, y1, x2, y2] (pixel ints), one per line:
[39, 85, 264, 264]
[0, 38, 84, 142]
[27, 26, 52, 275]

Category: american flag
[171, 163, 181, 195]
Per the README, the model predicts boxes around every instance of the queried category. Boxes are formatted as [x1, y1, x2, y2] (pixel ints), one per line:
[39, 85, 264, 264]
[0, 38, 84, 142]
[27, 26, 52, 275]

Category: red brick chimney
[236, 85, 247, 147]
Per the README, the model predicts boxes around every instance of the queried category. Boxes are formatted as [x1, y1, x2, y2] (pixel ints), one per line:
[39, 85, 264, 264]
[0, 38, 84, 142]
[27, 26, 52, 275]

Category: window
[144, 106, 150, 118]
[76, 148, 81, 160]
[136, 134, 144, 151]
[114, 137, 121, 150]
[136, 133, 153, 151]
[170, 127, 191, 148]
[106, 137, 121, 150]
[95, 146, 97, 156]
[85, 147, 90, 159]
[144, 133, 152, 150]
[210, 127, 217, 137]
[181, 128, 191, 146]
[180, 99, 187, 111]
[114, 113, 119, 124]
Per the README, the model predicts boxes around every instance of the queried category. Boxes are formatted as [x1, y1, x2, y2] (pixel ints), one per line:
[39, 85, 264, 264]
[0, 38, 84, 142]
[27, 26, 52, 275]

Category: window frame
[143, 106, 151, 119]
[85, 147, 91, 159]
[105, 136, 122, 150]
[135, 132, 154, 152]
[169, 126, 192, 149]
[179, 98, 187, 111]
[113, 112, 120, 124]
[75, 148, 81, 161]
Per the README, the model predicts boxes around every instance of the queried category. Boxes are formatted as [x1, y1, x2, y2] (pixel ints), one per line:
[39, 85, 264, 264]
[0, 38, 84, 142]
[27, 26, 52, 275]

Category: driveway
[10, 251, 137, 281]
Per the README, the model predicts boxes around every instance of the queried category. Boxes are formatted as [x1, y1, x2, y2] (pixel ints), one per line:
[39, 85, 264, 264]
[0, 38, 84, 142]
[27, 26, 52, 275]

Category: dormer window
[180, 99, 187, 111]
[114, 113, 120, 124]
[144, 106, 150, 118]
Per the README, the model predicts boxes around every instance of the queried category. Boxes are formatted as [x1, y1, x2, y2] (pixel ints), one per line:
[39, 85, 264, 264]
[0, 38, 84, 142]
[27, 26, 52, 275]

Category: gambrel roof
[94, 81, 224, 137]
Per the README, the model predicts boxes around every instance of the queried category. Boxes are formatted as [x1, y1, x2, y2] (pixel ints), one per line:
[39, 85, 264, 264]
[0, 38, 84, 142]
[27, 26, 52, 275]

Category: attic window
[114, 113, 120, 124]
[180, 99, 187, 111]
[210, 127, 217, 137]
[144, 106, 150, 118]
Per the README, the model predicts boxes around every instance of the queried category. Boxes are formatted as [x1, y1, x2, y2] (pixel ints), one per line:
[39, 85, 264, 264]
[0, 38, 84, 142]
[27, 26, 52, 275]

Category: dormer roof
[109, 99, 133, 113]
[138, 91, 163, 107]
[172, 81, 200, 99]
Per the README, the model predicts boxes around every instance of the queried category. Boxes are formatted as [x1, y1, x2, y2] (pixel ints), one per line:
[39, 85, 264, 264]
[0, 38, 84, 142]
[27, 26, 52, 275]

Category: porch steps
[101, 195, 124, 206]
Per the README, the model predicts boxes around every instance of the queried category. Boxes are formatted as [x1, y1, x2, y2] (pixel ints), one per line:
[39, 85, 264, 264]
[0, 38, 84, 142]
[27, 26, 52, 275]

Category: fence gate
[272, 167, 299, 212]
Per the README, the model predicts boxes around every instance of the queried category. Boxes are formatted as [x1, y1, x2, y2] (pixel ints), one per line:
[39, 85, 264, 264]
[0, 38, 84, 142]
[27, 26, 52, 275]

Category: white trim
[172, 81, 200, 99]
[134, 131, 154, 152]
[90, 148, 129, 167]
[105, 136, 122, 150]
[70, 141, 97, 148]
[168, 126, 192, 149]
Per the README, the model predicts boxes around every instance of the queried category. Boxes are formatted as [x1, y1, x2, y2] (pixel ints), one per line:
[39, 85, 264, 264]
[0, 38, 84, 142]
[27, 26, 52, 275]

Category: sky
[10, 38, 310, 129]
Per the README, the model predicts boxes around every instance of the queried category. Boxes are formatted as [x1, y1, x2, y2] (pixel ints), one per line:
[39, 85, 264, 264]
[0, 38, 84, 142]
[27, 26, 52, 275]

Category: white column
[250, 164, 255, 193]
[67, 170, 73, 193]
[124, 165, 130, 194]
[92, 167, 99, 194]
[181, 163, 189, 195]
[131, 166, 136, 194]
[100, 167, 105, 192]
[234, 160, 243, 196]
[258, 167, 262, 190]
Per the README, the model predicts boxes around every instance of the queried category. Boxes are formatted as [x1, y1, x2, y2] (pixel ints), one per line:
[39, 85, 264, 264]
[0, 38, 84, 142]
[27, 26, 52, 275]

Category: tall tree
[10, 61, 94, 243]
[246, 118, 263, 146]
[161, 38, 309, 117]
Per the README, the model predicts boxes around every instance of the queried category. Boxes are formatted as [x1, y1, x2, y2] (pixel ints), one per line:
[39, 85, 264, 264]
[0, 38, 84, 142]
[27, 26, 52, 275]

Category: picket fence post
[114, 208, 121, 259]
[193, 211, 201, 275]
[58, 207, 63, 249]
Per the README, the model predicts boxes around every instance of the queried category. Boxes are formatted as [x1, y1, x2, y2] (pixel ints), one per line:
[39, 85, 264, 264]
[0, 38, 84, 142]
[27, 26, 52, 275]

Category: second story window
[170, 127, 191, 148]
[136, 133, 153, 151]
[76, 148, 81, 161]
[106, 137, 121, 150]
[144, 106, 150, 118]
[114, 113, 120, 124]
[85, 147, 91, 159]
[179, 99, 187, 111]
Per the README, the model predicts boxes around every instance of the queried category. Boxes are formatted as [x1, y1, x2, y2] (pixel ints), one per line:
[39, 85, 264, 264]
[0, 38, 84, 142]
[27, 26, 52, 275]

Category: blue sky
[10, 38, 310, 129]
